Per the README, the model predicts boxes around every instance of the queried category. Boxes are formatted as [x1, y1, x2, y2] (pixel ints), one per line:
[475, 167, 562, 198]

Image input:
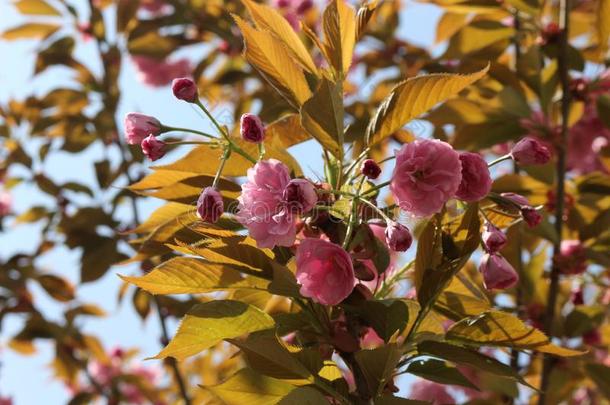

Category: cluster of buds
[479, 222, 518, 290]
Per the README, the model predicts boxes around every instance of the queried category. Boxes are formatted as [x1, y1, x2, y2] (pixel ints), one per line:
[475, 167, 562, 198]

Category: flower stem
[162, 126, 216, 139]
[212, 149, 231, 188]
[538, 0, 571, 401]
[361, 180, 391, 197]
[488, 154, 512, 167]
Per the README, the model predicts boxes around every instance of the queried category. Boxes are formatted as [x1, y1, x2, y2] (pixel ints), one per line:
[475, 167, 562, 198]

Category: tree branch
[538, 0, 571, 402]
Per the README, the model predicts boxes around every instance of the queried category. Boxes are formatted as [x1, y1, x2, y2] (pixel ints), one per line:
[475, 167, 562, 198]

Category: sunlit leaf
[366, 65, 489, 146]
[241, 0, 317, 74]
[446, 310, 585, 356]
[154, 300, 275, 361]
[121, 257, 268, 294]
[355, 344, 402, 395]
[323, 0, 357, 75]
[14, 0, 60, 15]
[234, 15, 312, 109]
[406, 358, 478, 390]
[2, 23, 60, 40]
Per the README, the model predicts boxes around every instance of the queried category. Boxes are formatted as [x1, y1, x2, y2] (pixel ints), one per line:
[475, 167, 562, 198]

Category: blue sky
[0, 1, 443, 403]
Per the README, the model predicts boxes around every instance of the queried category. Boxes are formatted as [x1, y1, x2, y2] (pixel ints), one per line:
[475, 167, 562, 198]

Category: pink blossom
[132, 56, 191, 87]
[171, 77, 198, 102]
[361, 159, 381, 179]
[283, 179, 317, 213]
[455, 152, 492, 202]
[360, 327, 384, 349]
[384, 221, 412, 252]
[390, 139, 462, 217]
[0, 397, 12, 405]
[500, 192, 530, 207]
[240, 113, 266, 143]
[295, 238, 355, 305]
[409, 380, 456, 404]
[511, 137, 552, 166]
[556, 239, 588, 275]
[140, 0, 168, 13]
[272, 0, 313, 30]
[361, 223, 399, 290]
[482, 222, 507, 253]
[479, 253, 518, 290]
[141, 134, 166, 161]
[521, 207, 542, 228]
[237, 159, 297, 248]
[124, 113, 161, 145]
[197, 187, 224, 223]
[0, 191, 11, 216]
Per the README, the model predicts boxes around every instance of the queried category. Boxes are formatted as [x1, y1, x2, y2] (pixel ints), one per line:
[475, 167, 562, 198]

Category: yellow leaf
[300, 78, 344, 159]
[355, 0, 379, 40]
[597, 0, 610, 54]
[152, 144, 250, 177]
[366, 65, 489, 146]
[446, 310, 585, 357]
[121, 257, 268, 294]
[241, 0, 317, 74]
[322, 0, 356, 75]
[2, 23, 60, 40]
[154, 300, 275, 361]
[14, 0, 60, 15]
[234, 15, 312, 109]
[435, 12, 469, 44]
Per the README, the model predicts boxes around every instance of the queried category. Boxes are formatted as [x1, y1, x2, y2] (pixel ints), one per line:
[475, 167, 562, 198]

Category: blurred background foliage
[0, 0, 609, 403]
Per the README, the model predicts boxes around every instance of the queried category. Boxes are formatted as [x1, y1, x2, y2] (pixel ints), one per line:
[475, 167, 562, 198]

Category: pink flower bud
[283, 178, 317, 213]
[511, 137, 552, 166]
[482, 222, 507, 253]
[479, 253, 518, 290]
[0, 191, 11, 217]
[360, 159, 381, 179]
[500, 192, 530, 207]
[196, 187, 223, 223]
[171, 77, 198, 102]
[521, 207, 542, 228]
[124, 113, 162, 145]
[140, 135, 166, 161]
[583, 329, 601, 345]
[296, 238, 355, 305]
[571, 286, 584, 305]
[556, 239, 588, 275]
[240, 113, 265, 143]
[384, 221, 412, 252]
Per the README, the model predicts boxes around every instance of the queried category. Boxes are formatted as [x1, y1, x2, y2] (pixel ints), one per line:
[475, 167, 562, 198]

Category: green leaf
[355, 344, 403, 396]
[278, 387, 330, 404]
[120, 257, 268, 295]
[202, 368, 295, 405]
[14, 0, 61, 15]
[300, 78, 344, 159]
[356, 300, 410, 342]
[366, 65, 489, 146]
[154, 300, 275, 361]
[585, 363, 610, 398]
[417, 340, 530, 386]
[406, 358, 478, 390]
[564, 305, 606, 337]
[374, 396, 428, 405]
[446, 310, 585, 357]
[228, 333, 313, 382]
[2, 22, 60, 40]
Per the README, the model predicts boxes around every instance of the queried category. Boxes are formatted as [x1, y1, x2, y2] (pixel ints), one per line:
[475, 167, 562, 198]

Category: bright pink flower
[360, 327, 384, 349]
[409, 380, 456, 404]
[384, 221, 412, 252]
[296, 238, 355, 305]
[455, 152, 492, 202]
[360, 159, 381, 179]
[479, 253, 518, 290]
[482, 222, 507, 253]
[240, 113, 265, 143]
[124, 113, 161, 145]
[361, 223, 399, 290]
[171, 77, 198, 102]
[390, 139, 462, 217]
[556, 239, 588, 275]
[0, 397, 12, 405]
[237, 159, 297, 248]
[132, 56, 191, 87]
[283, 179, 317, 213]
[197, 187, 223, 223]
[511, 137, 552, 166]
[141, 135, 166, 161]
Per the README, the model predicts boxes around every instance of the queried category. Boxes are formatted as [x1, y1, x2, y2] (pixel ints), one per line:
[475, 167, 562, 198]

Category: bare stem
[538, 0, 571, 402]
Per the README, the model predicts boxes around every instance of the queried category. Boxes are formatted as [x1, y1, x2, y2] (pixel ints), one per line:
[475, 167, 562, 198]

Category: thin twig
[538, 0, 571, 402]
